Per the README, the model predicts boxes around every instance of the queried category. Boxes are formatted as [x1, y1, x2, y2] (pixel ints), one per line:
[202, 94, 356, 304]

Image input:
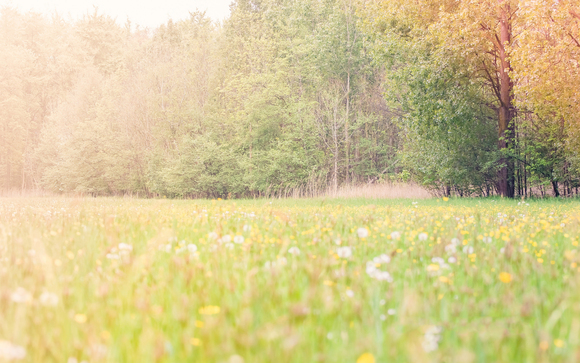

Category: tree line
[1, 0, 578, 198]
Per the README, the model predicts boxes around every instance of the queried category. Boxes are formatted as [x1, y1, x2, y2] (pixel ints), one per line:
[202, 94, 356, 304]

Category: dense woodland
[0, 0, 579, 198]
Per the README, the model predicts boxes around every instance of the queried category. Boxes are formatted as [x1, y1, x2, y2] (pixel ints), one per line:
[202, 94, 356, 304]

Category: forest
[0, 0, 579, 198]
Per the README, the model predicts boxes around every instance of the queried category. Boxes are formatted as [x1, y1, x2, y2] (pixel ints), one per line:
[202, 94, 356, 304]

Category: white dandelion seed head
[10, 288, 32, 304]
[208, 232, 218, 240]
[337, 246, 353, 259]
[187, 244, 198, 253]
[0, 340, 26, 360]
[418, 233, 428, 241]
[390, 231, 401, 240]
[39, 292, 59, 307]
[243, 224, 252, 232]
[345, 289, 354, 298]
[288, 247, 300, 255]
[233, 235, 245, 244]
[357, 228, 369, 238]
[118, 243, 132, 251]
[388, 308, 396, 315]
[448, 256, 457, 264]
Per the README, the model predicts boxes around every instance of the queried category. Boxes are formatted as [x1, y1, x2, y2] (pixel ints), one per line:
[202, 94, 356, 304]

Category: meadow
[1, 196, 580, 363]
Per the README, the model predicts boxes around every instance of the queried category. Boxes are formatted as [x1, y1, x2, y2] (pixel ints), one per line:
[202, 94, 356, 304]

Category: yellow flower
[554, 339, 565, 348]
[199, 305, 221, 315]
[427, 264, 440, 272]
[499, 272, 512, 283]
[442, 197, 449, 202]
[74, 314, 87, 323]
[190, 338, 201, 346]
[356, 353, 375, 363]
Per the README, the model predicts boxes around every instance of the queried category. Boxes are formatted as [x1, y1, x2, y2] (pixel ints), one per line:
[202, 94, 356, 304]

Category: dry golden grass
[323, 183, 431, 199]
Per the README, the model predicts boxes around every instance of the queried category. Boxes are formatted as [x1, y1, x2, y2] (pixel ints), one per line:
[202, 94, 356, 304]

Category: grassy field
[1, 197, 580, 362]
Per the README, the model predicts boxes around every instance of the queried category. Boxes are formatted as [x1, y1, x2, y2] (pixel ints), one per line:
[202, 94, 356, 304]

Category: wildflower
[554, 339, 565, 348]
[357, 228, 369, 238]
[10, 288, 32, 304]
[118, 243, 132, 251]
[373, 254, 391, 264]
[366, 260, 393, 282]
[390, 231, 401, 240]
[447, 256, 457, 264]
[462, 245, 474, 254]
[445, 244, 457, 254]
[288, 247, 300, 255]
[418, 233, 428, 241]
[483, 236, 492, 243]
[356, 353, 376, 363]
[225, 243, 234, 250]
[387, 308, 396, 315]
[427, 264, 440, 272]
[208, 232, 218, 240]
[346, 289, 354, 298]
[0, 340, 26, 360]
[198, 305, 220, 315]
[499, 272, 512, 283]
[337, 246, 353, 258]
[233, 235, 245, 244]
[106, 253, 120, 260]
[187, 244, 198, 253]
[242, 224, 251, 232]
[450, 238, 460, 246]
[422, 326, 442, 352]
[74, 314, 87, 323]
[39, 292, 59, 307]
[221, 235, 232, 243]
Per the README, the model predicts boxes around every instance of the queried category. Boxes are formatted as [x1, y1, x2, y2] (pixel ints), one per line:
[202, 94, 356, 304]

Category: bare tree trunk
[497, 3, 515, 198]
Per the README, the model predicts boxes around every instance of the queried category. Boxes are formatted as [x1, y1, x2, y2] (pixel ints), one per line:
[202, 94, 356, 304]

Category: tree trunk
[497, 3, 515, 198]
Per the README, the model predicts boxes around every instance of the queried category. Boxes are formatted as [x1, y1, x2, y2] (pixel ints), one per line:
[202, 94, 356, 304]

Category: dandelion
[448, 256, 457, 264]
[387, 308, 396, 315]
[483, 236, 492, 243]
[366, 260, 393, 282]
[337, 246, 352, 258]
[357, 228, 369, 238]
[288, 247, 300, 255]
[208, 232, 218, 240]
[445, 244, 457, 254]
[39, 292, 59, 307]
[450, 238, 460, 246]
[422, 326, 442, 352]
[10, 288, 32, 304]
[499, 272, 512, 283]
[418, 233, 428, 241]
[462, 245, 474, 254]
[373, 254, 391, 264]
[221, 235, 232, 243]
[356, 353, 376, 363]
[233, 235, 245, 244]
[243, 224, 251, 232]
[346, 289, 354, 298]
[0, 340, 26, 360]
[198, 305, 220, 315]
[390, 231, 401, 240]
[187, 244, 198, 253]
[74, 314, 87, 323]
[554, 339, 565, 348]
[225, 243, 234, 250]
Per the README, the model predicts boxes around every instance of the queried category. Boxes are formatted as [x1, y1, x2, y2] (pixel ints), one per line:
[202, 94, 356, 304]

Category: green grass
[1, 196, 580, 362]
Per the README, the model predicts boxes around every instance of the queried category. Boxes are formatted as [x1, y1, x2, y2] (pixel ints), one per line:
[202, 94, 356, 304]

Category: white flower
[225, 243, 234, 250]
[118, 243, 133, 251]
[10, 288, 32, 304]
[277, 257, 288, 266]
[482, 236, 492, 243]
[288, 247, 300, 255]
[345, 289, 354, 298]
[422, 326, 442, 352]
[462, 245, 474, 254]
[380, 314, 386, 321]
[357, 228, 369, 238]
[448, 256, 457, 264]
[372, 254, 391, 264]
[0, 340, 26, 360]
[450, 238, 460, 246]
[208, 232, 218, 240]
[106, 253, 119, 260]
[336, 246, 352, 258]
[334, 238, 342, 245]
[39, 292, 59, 307]
[445, 244, 457, 254]
[187, 244, 198, 253]
[418, 233, 428, 241]
[390, 231, 401, 240]
[243, 224, 252, 232]
[234, 235, 245, 244]
[387, 308, 396, 315]
[365, 260, 393, 282]
[221, 235, 232, 243]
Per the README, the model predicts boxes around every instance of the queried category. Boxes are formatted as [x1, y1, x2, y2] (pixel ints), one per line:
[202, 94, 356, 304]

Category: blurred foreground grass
[1, 197, 580, 362]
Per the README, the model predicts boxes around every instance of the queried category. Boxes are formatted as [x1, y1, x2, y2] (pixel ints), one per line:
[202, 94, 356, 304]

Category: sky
[1, 0, 232, 28]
